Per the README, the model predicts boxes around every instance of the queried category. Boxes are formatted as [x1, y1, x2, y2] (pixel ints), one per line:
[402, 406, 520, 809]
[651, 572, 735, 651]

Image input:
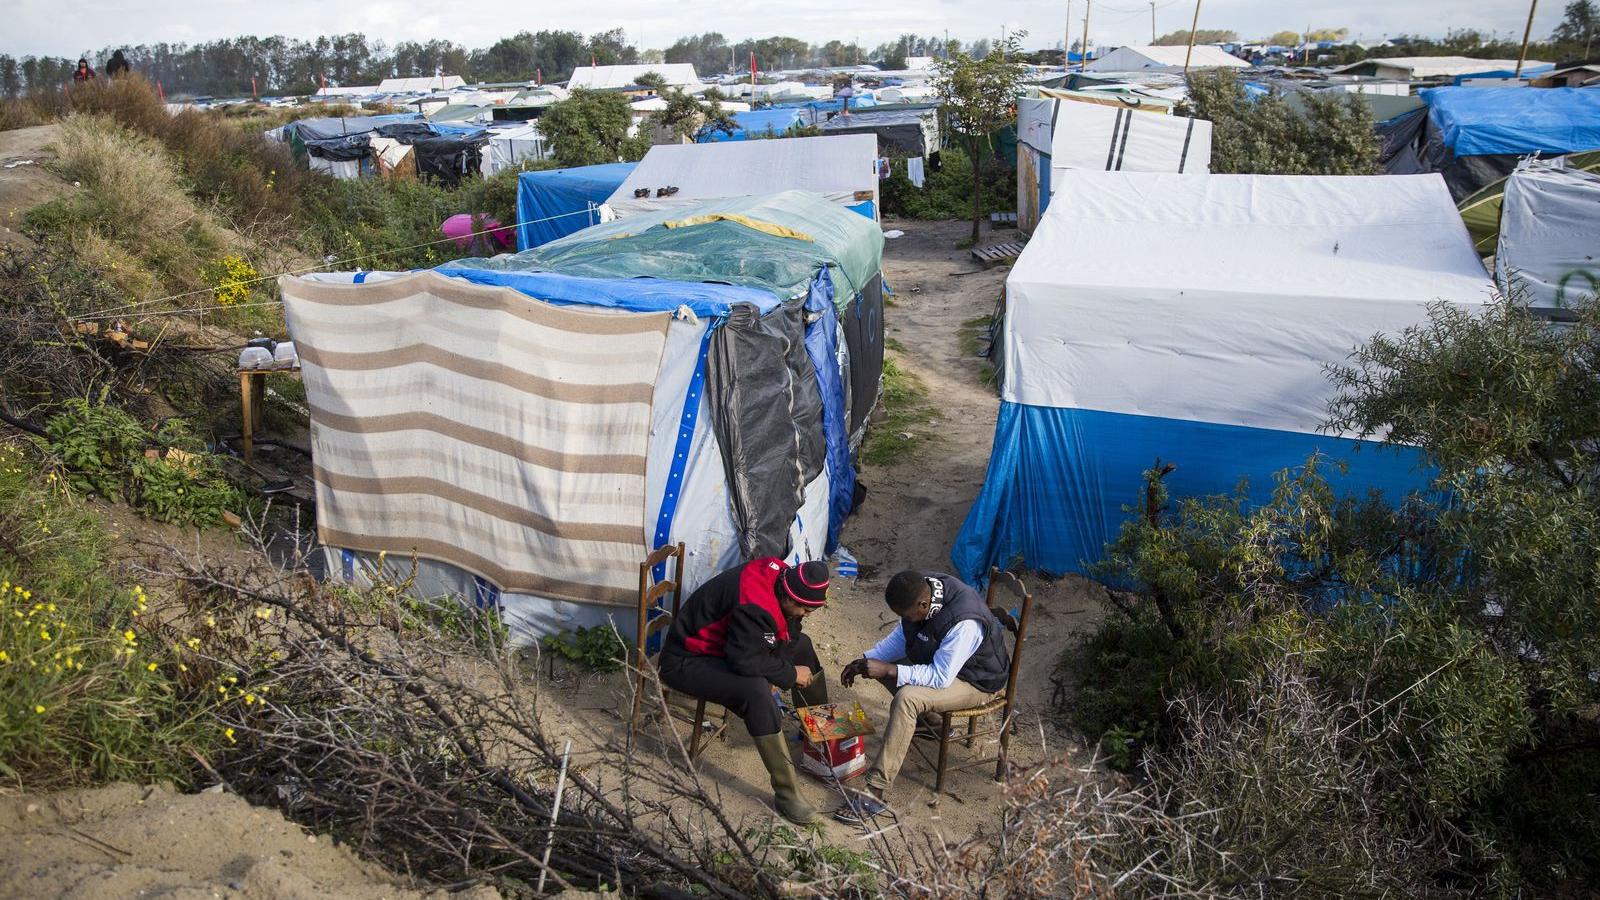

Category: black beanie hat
[779, 560, 830, 607]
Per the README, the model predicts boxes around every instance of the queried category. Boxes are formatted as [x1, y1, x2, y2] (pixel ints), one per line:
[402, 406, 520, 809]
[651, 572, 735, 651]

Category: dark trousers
[659, 633, 827, 737]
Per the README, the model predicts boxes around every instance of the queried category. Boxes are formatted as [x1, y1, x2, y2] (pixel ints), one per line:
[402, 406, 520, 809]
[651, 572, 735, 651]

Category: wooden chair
[927, 566, 1035, 801]
[628, 543, 727, 760]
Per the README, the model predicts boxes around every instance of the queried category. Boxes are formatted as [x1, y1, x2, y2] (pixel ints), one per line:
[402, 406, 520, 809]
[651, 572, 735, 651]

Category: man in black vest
[835, 570, 1010, 823]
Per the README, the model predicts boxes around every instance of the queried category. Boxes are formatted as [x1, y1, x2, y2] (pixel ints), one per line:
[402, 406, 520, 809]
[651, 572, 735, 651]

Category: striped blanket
[281, 271, 672, 606]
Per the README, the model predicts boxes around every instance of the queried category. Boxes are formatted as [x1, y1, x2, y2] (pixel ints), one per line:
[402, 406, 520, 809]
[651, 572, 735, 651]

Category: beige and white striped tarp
[281, 270, 672, 606]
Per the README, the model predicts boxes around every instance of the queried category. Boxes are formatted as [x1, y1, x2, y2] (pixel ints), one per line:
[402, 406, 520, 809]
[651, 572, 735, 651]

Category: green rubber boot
[753, 732, 816, 825]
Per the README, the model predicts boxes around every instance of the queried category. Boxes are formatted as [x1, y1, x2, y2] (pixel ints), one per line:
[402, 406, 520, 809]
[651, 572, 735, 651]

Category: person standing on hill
[72, 59, 95, 83]
[105, 50, 130, 78]
[657, 558, 832, 824]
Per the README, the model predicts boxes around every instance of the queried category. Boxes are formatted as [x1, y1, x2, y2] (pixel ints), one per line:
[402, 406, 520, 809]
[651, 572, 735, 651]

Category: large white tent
[378, 75, 466, 93]
[604, 135, 880, 219]
[954, 172, 1494, 580]
[567, 64, 699, 91]
[1050, 97, 1212, 178]
[1085, 45, 1250, 71]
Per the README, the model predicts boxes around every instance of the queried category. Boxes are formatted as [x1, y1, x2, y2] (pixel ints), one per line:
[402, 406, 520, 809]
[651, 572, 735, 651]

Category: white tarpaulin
[1086, 45, 1250, 71]
[1050, 100, 1213, 177]
[567, 64, 699, 90]
[1005, 172, 1494, 434]
[1495, 159, 1600, 311]
[604, 135, 879, 217]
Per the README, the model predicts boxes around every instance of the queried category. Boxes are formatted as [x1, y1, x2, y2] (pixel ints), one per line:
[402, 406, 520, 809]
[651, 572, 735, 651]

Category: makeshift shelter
[1494, 159, 1600, 312]
[480, 123, 549, 176]
[513, 162, 636, 250]
[1085, 45, 1249, 71]
[952, 172, 1494, 581]
[1457, 149, 1600, 253]
[1049, 97, 1211, 178]
[1415, 87, 1600, 200]
[819, 108, 939, 157]
[567, 64, 699, 91]
[697, 107, 806, 142]
[1332, 57, 1548, 81]
[605, 136, 879, 219]
[281, 191, 884, 642]
[378, 75, 466, 93]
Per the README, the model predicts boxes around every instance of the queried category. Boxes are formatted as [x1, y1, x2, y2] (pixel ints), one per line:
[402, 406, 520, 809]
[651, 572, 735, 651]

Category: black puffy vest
[900, 573, 1011, 694]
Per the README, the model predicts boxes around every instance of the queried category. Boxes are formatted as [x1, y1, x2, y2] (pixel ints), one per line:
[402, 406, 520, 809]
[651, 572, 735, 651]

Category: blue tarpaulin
[514, 162, 636, 250]
[802, 269, 852, 553]
[431, 265, 778, 317]
[699, 108, 805, 142]
[950, 403, 1433, 583]
[1420, 87, 1600, 157]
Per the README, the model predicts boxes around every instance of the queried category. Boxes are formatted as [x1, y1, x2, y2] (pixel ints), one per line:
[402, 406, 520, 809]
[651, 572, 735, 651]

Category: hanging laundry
[906, 156, 926, 188]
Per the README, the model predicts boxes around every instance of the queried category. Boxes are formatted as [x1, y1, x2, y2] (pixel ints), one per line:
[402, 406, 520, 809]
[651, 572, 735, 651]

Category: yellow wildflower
[224, 727, 236, 743]
[146, 662, 157, 672]
[34, 705, 45, 714]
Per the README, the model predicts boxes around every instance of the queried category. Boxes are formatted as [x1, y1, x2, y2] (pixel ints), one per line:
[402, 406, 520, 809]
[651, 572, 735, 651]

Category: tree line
[0, 30, 992, 99]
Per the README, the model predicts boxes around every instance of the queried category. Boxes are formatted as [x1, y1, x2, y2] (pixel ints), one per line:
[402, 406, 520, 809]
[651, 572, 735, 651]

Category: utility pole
[1182, 0, 1203, 75]
[1081, 0, 1092, 72]
[1514, 0, 1538, 78]
[1151, 1, 1157, 43]
[1065, 0, 1073, 69]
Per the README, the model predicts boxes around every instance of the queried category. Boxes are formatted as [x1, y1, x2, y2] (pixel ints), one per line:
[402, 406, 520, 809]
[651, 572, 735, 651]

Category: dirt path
[544, 217, 1103, 849]
[0, 124, 67, 250]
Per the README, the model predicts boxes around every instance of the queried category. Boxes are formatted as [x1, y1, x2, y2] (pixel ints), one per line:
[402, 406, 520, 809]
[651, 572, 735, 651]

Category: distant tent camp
[282, 191, 885, 642]
[1331, 56, 1549, 81]
[952, 172, 1494, 582]
[1084, 45, 1250, 71]
[606, 135, 879, 219]
[513, 162, 636, 250]
[279, 115, 488, 183]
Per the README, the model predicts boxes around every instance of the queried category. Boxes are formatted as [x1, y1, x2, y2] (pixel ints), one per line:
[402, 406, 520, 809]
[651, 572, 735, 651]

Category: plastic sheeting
[605, 135, 879, 217]
[699, 108, 806, 142]
[536, 190, 885, 301]
[1458, 149, 1600, 253]
[820, 109, 937, 157]
[432, 263, 780, 317]
[1420, 87, 1600, 157]
[950, 403, 1433, 579]
[707, 299, 826, 559]
[512, 162, 636, 250]
[481, 124, 548, 177]
[842, 274, 885, 438]
[1495, 159, 1600, 310]
[803, 270, 854, 553]
[410, 133, 488, 187]
[1050, 99, 1211, 176]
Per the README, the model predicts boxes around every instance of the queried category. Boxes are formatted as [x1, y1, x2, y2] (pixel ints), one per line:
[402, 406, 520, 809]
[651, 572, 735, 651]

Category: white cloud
[4, 0, 1567, 59]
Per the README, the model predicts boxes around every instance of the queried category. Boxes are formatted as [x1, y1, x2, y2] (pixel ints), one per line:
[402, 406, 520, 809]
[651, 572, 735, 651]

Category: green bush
[43, 397, 247, 528]
[1182, 70, 1380, 175]
[541, 624, 628, 672]
[0, 441, 225, 787]
[880, 148, 1015, 221]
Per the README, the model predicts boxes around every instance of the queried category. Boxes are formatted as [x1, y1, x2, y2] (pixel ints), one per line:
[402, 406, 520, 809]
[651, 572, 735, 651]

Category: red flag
[591, 53, 596, 68]
[536, 67, 542, 85]
[157, 81, 164, 101]
[251, 75, 257, 99]
[320, 72, 326, 93]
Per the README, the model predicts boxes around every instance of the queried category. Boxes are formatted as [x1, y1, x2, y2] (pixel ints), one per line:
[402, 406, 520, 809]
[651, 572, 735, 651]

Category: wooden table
[238, 366, 300, 462]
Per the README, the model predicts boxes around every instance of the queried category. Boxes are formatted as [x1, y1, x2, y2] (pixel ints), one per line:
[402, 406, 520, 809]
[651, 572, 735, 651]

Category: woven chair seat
[948, 697, 1008, 719]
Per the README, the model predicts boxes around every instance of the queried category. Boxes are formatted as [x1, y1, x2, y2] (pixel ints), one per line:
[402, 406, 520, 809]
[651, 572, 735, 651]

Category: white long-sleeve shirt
[862, 620, 983, 689]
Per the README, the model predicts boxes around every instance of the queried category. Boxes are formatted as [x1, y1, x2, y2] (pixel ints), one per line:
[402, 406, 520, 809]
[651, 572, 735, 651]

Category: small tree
[1182, 70, 1379, 175]
[538, 89, 649, 167]
[648, 85, 737, 143]
[931, 35, 1027, 244]
[1553, 0, 1599, 52]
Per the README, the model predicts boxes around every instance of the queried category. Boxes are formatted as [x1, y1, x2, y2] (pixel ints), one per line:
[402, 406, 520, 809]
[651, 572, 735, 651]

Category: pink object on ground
[441, 213, 515, 253]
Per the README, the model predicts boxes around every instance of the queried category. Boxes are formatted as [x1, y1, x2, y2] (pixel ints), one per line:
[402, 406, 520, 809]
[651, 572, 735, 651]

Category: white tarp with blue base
[952, 171, 1495, 582]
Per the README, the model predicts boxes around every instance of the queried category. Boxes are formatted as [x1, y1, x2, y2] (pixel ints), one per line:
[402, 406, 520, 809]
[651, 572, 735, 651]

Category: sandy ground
[1, 215, 1106, 892]
[0, 124, 67, 250]
[539, 217, 1105, 849]
[0, 783, 498, 900]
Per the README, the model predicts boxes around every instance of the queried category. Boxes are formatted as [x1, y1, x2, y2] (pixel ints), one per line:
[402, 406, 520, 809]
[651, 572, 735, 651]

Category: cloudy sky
[4, 0, 1568, 58]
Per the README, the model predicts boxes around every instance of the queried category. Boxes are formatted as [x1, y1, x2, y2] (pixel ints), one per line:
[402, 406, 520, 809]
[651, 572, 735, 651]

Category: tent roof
[1422, 86, 1600, 156]
[567, 64, 699, 90]
[377, 75, 465, 93]
[464, 190, 883, 303]
[1332, 56, 1549, 78]
[1015, 172, 1490, 303]
[606, 135, 877, 211]
[1086, 45, 1249, 71]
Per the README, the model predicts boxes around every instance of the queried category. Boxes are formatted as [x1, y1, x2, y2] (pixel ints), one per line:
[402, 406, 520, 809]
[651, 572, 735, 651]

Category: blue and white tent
[514, 162, 637, 250]
[952, 172, 1495, 581]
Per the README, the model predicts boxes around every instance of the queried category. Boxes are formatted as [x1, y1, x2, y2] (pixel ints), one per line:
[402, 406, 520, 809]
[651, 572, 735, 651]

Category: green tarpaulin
[469, 190, 884, 302]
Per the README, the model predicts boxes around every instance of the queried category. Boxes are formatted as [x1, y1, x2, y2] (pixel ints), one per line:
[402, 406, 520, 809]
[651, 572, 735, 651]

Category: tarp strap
[652, 325, 714, 584]
[1178, 118, 1195, 173]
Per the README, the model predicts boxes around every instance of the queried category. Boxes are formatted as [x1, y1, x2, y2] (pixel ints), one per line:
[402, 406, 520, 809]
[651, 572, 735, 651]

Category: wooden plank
[971, 241, 1025, 268]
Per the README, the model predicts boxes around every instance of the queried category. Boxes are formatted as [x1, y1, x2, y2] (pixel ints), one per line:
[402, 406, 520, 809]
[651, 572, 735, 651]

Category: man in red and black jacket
[659, 557, 830, 824]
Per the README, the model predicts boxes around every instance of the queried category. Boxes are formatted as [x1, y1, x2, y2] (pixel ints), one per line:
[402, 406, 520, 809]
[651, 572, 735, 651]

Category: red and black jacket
[662, 557, 802, 689]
